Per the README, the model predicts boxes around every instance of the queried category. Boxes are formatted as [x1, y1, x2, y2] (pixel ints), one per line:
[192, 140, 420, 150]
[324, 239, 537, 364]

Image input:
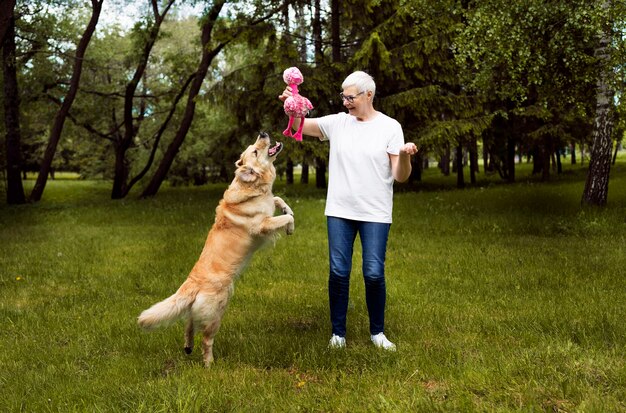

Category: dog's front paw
[282, 205, 294, 216]
[286, 216, 295, 235]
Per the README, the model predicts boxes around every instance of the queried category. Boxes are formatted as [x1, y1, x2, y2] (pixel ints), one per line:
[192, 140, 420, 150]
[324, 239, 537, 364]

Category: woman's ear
[235, 158, 243, 168]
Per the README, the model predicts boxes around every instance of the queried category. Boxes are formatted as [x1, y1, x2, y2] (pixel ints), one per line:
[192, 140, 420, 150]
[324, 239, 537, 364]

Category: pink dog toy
[283, 67, 313, 141]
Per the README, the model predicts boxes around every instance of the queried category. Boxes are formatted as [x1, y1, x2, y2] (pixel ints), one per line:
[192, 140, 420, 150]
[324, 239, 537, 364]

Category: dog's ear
[236, 166, 258, 183]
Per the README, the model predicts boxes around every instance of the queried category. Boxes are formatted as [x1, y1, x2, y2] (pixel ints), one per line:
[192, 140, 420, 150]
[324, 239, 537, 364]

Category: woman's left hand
[400, 142, 418, 156]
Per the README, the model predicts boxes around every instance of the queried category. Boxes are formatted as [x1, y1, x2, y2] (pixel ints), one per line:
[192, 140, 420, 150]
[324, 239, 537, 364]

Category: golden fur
[137, 133, 294, 367]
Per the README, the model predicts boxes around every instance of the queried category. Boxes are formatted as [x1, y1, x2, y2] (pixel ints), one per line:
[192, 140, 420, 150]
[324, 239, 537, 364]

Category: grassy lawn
[1, 161, 626, 412]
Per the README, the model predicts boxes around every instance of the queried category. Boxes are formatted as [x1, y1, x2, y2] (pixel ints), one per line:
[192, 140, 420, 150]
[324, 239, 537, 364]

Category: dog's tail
[137, 282, 197, 330]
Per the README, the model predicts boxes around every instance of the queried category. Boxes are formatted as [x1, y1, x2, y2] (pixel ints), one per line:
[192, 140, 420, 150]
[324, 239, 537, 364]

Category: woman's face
[341, 85, 370, 117]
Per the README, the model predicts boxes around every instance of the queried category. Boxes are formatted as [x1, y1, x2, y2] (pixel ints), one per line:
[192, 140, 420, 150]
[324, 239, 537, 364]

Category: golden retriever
[138, 132, 294, 367]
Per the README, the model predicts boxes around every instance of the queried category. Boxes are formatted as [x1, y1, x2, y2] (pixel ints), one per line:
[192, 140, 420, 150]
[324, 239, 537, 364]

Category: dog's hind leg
[193, 290, 231, 367]
[202, 327, 217, 367]
[184, 318, 194, 354]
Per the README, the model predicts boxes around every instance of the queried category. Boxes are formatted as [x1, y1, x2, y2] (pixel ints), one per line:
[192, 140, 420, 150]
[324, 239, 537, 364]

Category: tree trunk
[469, 137, 478, 184]
[283, 0, 290, 32]
[313, 0, 322, 63]
[571, 143, 577, 164]
[580, 145, 586, 165]
[141, 2, 228, 197]
[489, 147, 497, 172]
[111, 0, 176, 199]
[295, 3, 307, 62]
[301, 158, 309, 184]
[541, 144, 550, 182]
[331, 0, 340, 63]
[582, 4, 614, 207]
[409, 154, 422, 183]
[507, 137, 515, 182]
[30, 0, 103, 202]
[2, 12, 25, 204]
[482, 142, 491, 173]
[112, 146, 131, 199]
[124, 73, 195, 195]
[286, 157, 294, 185]
[0, 0, 15, 46]
[456, 144, 464, 188]
[315, 157, 326, 188]
[312, 0, 327, 189]
[532, 145, 541, 175]
[440, 143, 450, 176]
[451, 144, 458, 174]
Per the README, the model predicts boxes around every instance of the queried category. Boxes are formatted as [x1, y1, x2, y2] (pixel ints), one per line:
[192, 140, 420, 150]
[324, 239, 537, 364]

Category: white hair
[342, 71, 376, 97]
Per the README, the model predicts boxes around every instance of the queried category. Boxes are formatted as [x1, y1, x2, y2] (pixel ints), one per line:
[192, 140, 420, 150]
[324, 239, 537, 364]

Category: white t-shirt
[317, 112, 405, 223]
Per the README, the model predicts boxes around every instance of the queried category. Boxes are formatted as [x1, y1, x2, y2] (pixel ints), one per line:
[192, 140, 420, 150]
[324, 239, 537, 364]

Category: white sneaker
[328, 334, 346, 349]
[371, 333, 396, 351]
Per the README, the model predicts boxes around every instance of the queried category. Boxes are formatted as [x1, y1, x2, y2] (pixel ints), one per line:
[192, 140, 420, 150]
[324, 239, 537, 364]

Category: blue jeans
[327, 216, 391, 337]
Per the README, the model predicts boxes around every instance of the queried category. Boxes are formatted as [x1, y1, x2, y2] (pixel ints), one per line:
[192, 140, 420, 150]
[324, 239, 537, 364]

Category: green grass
[2, 161, 626, 412]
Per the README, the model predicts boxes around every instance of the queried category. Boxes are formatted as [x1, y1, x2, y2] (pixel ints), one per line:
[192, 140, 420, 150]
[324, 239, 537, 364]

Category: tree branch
[126, 72, 195, 190]
[45, 92, 115, 142]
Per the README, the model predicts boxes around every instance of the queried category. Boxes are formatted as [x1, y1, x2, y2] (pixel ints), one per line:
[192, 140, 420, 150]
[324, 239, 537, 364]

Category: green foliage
[169, 104, 238, 186]
[352, 31, 392, 78]
[420, 114, 495, 147]
[454, 0, 602, 105]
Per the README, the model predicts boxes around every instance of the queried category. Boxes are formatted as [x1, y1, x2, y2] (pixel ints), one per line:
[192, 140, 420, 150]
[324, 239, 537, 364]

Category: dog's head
[235, 132, 283, 184]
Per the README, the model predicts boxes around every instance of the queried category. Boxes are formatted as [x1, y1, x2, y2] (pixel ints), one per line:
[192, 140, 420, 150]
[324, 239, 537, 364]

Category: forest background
[1, 0, 626, 204]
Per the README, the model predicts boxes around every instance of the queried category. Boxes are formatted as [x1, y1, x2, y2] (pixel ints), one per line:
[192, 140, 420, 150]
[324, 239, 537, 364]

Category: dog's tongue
[268, 142, 283, 157]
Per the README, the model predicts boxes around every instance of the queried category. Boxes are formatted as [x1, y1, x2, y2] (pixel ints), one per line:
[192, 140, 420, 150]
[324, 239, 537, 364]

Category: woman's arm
[390, 143, 418, 183]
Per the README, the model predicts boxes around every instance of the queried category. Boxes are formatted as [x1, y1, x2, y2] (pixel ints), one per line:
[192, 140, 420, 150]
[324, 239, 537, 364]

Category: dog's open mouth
[268, 142, 283, 157]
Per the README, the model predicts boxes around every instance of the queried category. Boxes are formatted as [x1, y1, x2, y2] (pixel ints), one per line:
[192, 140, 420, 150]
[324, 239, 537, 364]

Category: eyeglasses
[340, 91, 365, 103]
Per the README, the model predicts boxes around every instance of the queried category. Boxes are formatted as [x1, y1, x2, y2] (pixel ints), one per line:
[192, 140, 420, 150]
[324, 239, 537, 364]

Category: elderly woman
[279, 71, 418, 350]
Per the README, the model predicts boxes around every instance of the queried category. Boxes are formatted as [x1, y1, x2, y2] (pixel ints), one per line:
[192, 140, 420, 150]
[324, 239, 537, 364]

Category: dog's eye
[252, 150, 258, 157]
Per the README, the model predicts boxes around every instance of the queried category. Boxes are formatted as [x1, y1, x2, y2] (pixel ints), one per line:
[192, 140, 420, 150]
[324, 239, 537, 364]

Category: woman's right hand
[278, 87, 292, 102]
